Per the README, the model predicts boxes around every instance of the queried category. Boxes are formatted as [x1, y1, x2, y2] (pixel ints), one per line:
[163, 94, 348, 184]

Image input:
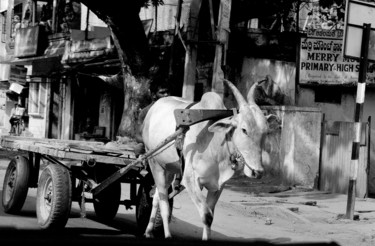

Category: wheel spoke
[41, 179, 53, 219]
[5, 169, 17, 202]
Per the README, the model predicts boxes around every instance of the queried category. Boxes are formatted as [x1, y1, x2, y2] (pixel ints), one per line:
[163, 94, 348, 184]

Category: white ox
[141, 79, 278, 240]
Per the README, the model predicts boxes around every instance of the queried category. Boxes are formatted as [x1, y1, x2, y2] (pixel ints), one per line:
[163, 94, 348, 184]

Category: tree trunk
[119, 73, 150, 137]
[77, 0, 152, 139]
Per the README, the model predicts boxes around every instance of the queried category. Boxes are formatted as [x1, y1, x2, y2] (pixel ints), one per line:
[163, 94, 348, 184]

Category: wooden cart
[0, 108, 234, 233]
[0, 135, 158, 233]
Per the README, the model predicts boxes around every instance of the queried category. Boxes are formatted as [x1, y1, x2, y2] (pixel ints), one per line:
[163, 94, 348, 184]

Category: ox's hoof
[144, 232, 154, 238]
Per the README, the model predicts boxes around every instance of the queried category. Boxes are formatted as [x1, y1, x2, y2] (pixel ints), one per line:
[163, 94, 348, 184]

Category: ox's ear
[266, 114, 281, 133]
[208, 117, 236, 133]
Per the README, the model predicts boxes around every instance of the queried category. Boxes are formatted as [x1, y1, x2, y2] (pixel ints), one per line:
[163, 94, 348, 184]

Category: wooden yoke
[174, 108, 236, 128]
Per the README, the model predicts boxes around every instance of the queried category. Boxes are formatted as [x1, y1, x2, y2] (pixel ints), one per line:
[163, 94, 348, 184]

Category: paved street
[1, 151, 375, 245]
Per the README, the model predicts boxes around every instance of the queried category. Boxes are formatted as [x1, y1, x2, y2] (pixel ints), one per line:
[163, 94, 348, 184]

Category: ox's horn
[223, 79, 247, 108]
[246, 81, 259, 105]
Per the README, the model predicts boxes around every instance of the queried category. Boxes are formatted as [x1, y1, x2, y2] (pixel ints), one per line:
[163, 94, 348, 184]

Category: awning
[0, 54, 62, 65]
[0, 37, 66, 75]
[0, 55, 63, 77]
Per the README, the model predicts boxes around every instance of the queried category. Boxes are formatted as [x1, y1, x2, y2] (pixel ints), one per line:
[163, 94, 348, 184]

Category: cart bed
[0, 135, 143, 166]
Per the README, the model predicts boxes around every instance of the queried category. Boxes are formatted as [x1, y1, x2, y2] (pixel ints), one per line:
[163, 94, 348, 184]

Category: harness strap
[225, 130, 245, 171]
[173, 102, 198, 188]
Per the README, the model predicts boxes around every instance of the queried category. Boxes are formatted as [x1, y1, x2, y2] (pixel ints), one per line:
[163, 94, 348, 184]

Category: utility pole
[182, 0, 202, 100]
[212, 0, 231, 98]
[346, 23, 371, 219]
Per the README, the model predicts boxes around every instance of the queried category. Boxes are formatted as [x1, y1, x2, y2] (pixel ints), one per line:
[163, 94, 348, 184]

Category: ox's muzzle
[244, 164, 263, 179]
[252, 169, 264, 179]
[233, 152, 264, 179]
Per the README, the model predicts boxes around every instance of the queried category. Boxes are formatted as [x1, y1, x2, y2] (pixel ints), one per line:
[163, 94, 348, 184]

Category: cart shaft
[91, 126, 189, 196]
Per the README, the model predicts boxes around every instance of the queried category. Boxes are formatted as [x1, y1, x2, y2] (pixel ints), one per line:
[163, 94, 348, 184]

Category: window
[11, 4, 23, 41]
[28, 79, 47, 117]
[59, 0, 81, 33]
[35, 0, 53, 33]
[1, 11, 6, 43]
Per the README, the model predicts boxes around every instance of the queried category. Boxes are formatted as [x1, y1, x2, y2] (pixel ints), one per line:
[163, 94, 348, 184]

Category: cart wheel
[93, 181, 121, 222]
[136, 173, 173, 237]
[36, 164, 72, 230]
[2, 156, 30, 214]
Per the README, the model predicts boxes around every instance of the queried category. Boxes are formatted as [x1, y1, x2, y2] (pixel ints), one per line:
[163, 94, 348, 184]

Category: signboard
[343, 0, 375, 62]
[14, 26, 47, 58]
[61, 36, 113, 64]
[298, 0, 375, 85]
[300, 34, 364, 85]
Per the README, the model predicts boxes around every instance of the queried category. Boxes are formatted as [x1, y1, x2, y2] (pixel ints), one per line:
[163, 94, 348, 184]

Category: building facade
[0, 0, 374, 197]
[0, 0, 120, 142]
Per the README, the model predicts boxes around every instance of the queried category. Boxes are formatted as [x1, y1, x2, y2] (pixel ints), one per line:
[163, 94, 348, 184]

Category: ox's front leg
[184, 170, 220, 240]
[205, 188, 224, 236]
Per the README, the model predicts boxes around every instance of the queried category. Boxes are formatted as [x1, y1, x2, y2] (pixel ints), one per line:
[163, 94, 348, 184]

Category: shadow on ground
[0, 189, 293, 245]
[226, 175, 344, 201]
[0, 228, 341, 246]
[0, 187, 340, 246]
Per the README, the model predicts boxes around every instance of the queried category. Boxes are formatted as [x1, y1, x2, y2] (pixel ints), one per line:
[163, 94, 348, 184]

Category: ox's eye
[241, 128, 248, 135]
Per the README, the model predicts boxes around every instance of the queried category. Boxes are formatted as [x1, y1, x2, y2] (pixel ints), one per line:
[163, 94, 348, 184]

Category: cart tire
[36, 164, 72, 230]
[2, 156, 30, 214]
[93, 181, 121, 221]
[136, 174, 173, 237]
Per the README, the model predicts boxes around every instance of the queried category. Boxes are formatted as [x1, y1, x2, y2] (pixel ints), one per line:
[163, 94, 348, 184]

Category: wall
[222, 57, 322, 188]
[27, 113, 46, 138]
[236, 57, 375, 193]
[80, 4, 107, 30]
[320, 120, 368, 198]
[0, 64, 10, 81]
[298, 87, 357, 122]
[0, 1, 10, 135]
[261, 106, 322, 188]
[61, 78, 72, 140]
[26, 82, 50, 138]
[298, 86, 375, 195]
[139, 0, 192, 32]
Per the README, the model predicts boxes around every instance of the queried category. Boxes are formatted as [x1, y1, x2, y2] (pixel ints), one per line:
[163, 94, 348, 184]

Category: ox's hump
[200, 92, 225, 109]
[159, 96, 191, 105]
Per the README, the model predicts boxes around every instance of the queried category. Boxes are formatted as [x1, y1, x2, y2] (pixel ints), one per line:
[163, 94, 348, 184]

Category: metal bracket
[174, 108, 237, 128]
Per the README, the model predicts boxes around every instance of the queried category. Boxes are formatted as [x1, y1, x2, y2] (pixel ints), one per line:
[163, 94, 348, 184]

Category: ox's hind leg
[144, 162, 175, 238]
[184, 171, 223, 240]
[144, 189, 160, 238]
